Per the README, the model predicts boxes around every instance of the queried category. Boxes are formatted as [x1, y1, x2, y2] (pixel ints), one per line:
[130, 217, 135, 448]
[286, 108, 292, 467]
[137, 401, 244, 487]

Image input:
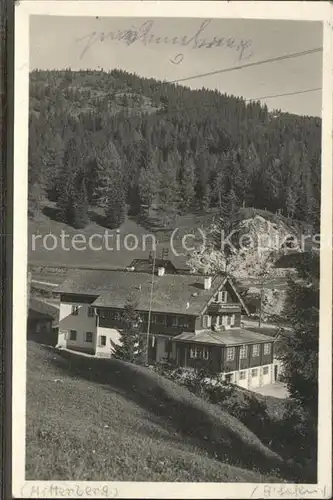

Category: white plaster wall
[58, 302, 97, 351]
[237, 371, 249, 389]
[250, 368, 260, 388]
[262, 365, 272, 385]
[96, 326, 122, 358]
[57, 330, 67, 348]
[220, 364, 275, 391]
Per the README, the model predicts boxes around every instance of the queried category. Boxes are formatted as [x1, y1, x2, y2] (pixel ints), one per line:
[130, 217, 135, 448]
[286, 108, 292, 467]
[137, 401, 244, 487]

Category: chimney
[204, 276, 212, 290]
[157, 266, 165, 277]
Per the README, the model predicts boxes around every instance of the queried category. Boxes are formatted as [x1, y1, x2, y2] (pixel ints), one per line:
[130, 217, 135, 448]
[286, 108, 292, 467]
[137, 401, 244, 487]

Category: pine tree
[180, 156, 196, 213]
[157, 154, 181, 227]
[219, 188, 239, 233]
[94, 141, 122, 209]
[138, 150, 161, 208]
[276, 252, 319, 467]
[73, 175, 89, 229]
[104, 181, 127, 229]
[201, 184, 212, 212]
[28, 182, 43, 219]
[278, 252, 319, 415]
[57, 172, 89, 229]
[214, 187, 239, 267]
[111, 294, 146, 364]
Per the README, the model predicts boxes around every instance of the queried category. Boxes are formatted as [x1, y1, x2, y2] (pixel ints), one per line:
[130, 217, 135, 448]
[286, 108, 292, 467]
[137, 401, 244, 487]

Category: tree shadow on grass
[88, 209, 120, 230]
[42, 205, 65, 224]
[46, 348, 301, 482]
[42, 205, 86, 230]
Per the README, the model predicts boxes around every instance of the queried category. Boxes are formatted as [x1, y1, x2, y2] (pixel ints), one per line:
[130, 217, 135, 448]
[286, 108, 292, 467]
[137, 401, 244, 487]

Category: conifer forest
[28, 69, 321, 231]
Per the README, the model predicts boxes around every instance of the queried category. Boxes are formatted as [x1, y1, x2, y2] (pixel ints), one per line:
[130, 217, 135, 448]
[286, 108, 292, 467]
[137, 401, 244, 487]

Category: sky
[30, 16, 323, 117]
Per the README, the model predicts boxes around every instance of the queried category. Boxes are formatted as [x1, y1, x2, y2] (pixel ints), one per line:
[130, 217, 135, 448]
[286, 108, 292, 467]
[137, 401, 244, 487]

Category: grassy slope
[26, 342, 288, 482]
[28, 206, 216, 268]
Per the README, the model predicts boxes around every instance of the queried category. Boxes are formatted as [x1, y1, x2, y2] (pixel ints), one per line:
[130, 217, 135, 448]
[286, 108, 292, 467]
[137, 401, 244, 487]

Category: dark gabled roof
[129, 258, 181, 274]
[173, 328, 274, 346]
[28, 298, 59, 321]
[59, 269, 227, 315]
[201, 277, 250, 316]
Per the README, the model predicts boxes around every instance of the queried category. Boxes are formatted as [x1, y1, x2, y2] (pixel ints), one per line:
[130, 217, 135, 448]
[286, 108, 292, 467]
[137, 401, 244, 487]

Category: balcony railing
[208, 302, 241, 313]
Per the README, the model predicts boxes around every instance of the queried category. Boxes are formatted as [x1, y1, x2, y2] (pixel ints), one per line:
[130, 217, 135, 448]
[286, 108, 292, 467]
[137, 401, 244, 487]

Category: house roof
[59, 269, 227, 315]
[28, 298, 59, 321]
[173, 328, 274, 346]
[129, 257, 189, 274]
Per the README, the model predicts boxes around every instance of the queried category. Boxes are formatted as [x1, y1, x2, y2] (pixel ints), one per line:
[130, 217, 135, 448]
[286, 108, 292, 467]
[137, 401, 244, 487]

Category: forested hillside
[29, 69, 321, 231]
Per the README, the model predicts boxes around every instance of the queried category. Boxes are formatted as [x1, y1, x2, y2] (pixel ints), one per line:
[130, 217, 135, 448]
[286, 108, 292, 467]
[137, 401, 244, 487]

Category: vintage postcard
[12, 1, 332, 498]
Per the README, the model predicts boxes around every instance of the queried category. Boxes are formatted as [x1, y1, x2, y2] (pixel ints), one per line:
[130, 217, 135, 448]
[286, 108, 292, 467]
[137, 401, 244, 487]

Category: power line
[169, 47, 322, 85]
[245, 87, 322, 102]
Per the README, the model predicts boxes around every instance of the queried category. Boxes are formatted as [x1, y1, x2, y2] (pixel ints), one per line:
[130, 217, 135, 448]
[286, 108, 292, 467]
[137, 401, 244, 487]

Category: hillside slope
[29, 69, 321, 232]
[26, 342, 289, 482]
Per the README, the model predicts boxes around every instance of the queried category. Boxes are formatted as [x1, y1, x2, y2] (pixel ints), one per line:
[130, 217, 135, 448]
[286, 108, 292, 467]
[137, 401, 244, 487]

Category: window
[225, 373, 233, 383]
[263, 366, 269, 375]
[179, 316, 189, 328]
[190, 346, 198, 358]
[218, 291, 228, 303]
[202, 315, 211, 328]
[85, 332, 93, 343]
[202, 348, 209, 360]
[71, 305, 79, 316]
[87, 306, 95, 317]
[152, 314, 157, 324]
[160, 315, 167, 325]
[100, 335, 106, 347]
[252, 368, 258, 377]
[239, 371, 246, 380]
[226, 347, 235, 361]
[252, 344, 260, 357]
[189, 345, 209, 360]
[230, 314, 235, 326]
[264, 343, 271, 355]
[172, 316, 178, 327]
[239, 345, 248, 359]
[69, 330, 77, 341]
[222, 315, 228, 326]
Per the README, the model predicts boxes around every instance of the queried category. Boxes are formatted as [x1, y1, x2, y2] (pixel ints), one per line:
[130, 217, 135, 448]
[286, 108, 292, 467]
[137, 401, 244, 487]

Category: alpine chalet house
[57, 261, 277, 390]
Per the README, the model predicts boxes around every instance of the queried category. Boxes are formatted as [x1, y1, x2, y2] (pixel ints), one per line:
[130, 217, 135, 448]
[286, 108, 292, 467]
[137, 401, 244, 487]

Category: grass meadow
[26, 342, 290, 483]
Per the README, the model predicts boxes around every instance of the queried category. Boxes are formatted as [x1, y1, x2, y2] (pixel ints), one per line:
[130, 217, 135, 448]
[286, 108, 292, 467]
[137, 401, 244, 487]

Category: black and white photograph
[12, 1, 332, 498]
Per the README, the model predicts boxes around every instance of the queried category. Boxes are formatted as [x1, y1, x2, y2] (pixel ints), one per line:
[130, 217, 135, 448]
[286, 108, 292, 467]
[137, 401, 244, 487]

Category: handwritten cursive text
[251, 484, 327, 498]
[20, 482, 118, 498]
[76, 19, 253, 63]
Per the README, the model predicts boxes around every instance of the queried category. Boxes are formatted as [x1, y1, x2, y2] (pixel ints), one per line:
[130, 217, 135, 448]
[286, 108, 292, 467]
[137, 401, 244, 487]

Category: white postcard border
[12, 2, 332, 498]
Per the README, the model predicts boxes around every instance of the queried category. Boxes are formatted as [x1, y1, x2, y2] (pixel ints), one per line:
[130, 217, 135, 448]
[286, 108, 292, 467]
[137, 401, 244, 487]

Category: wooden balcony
[208, 302, 241, 314]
